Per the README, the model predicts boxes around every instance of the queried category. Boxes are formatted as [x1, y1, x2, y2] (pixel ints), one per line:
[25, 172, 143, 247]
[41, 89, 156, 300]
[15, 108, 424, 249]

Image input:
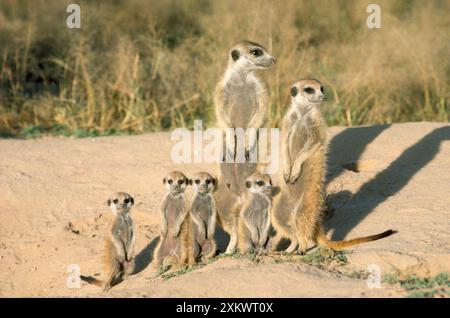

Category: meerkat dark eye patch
[168, 179, 173, 185]
[291, 87, 298, 97]
[256, 181, 264, 186]
[178, 179, 184, 185]
[195, 179, 200, 184]
[113, 199, 119, 204]
[205, 179, 211, 185]
[304, 87, 314, 94]
[231, 49, 240, 61]
[124, 199, 130, 204]
[250, 49, 263, 57]
[245, 181, 252, 188]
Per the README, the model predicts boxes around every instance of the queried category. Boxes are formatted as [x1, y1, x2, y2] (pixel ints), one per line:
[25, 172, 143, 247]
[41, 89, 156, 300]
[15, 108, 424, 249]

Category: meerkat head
[107, 192, 134, 214]
[245, 172, 273, 196]
[163, 171, 190, 194]
[290, 78, 325, 108]
[192, 172, 217, 195]
[229, 40, 276, 71]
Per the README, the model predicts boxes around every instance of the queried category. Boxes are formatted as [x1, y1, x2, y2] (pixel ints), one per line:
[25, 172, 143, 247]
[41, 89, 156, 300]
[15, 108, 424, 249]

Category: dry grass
[0, 0, 449, 137]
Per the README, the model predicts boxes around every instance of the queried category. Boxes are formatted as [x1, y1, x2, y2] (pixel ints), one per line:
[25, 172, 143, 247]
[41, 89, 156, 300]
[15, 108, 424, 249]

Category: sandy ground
[0, 122, 449, 297]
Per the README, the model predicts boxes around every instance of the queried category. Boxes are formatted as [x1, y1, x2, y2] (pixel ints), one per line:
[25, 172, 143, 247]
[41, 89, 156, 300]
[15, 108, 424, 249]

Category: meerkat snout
[291, 78, 325, 106]
[107, 192, 134, 214]
[193, 172, 217, 194]
[229, 40, 276, 70]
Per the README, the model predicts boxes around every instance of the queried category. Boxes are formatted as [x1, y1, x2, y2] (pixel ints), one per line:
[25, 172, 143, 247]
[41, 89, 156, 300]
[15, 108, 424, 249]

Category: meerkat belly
[249, 196, 269, 231]
[226, 83, 258, 129]
[164, 197, 186, 247]
[276, 147, 326, 221]
[288, 121, 309, 160]
[113, 217, 129, 245]
[195, 197, 212, 222]
[253, 211, 268, 232]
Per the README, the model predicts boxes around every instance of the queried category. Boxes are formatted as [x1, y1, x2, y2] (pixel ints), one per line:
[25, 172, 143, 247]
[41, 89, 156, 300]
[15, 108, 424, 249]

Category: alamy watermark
[366, 4, 381, 29]
[66, 4, 81, 29]
[171, 120, 280, 174]
[366, 264, 382, 289]
[66, 264, 81, 289]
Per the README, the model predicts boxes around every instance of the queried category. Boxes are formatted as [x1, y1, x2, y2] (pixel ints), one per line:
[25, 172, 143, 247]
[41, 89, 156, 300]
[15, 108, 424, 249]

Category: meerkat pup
[190, 172, 218, 260]
[154, 171, 194, 270]
[238, 172, 277, 253]
[214, 41, 276, 253]
[80, 192, 136, 291]
[272, 79, 395, 254]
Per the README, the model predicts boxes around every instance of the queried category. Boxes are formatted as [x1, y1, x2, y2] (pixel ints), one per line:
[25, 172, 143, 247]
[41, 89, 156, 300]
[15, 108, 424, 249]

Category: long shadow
[326, 125, 390, 185]
[328, 126, 450, 240]
[133, 236, 160, 274]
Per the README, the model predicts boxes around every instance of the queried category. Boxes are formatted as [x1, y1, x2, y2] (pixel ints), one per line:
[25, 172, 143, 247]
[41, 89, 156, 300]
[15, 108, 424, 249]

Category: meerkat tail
[80, 275, 103, 287]
[316, 229, 396, 250]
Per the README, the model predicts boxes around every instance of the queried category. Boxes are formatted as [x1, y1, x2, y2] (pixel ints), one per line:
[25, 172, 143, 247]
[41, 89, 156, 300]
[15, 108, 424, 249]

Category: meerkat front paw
[284, 172, 291, 184]
[290, 171, 301, 184]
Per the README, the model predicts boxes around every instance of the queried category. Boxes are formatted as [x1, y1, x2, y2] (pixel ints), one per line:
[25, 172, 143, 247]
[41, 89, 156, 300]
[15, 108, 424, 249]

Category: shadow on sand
[326, 125, 450, 240]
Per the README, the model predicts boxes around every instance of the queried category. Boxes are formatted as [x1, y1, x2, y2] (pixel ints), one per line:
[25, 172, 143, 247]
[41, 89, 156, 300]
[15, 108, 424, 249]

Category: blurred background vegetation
[0, 0, 449, 138]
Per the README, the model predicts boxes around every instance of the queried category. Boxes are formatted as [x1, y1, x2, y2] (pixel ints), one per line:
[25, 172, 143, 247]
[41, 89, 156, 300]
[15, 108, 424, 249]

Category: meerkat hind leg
[285, 239, 299, 254]
[103, 260, 122, 291]
[122, 259, 135, 278]
[225, 231, 238, 254]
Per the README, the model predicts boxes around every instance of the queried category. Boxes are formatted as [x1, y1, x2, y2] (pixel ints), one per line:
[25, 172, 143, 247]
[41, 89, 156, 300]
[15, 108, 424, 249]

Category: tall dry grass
[0, 0, 448, 137]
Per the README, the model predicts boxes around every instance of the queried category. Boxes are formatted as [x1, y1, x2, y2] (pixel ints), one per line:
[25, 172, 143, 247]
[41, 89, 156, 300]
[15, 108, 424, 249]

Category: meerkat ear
[106, 199, 111, 206]
[245, 181, 252, 188]
[163, 178, 166, 184]
[212, 178, 217, 186]
[231, 49, 240, 61]
[130, 196, 134, 205]
[188, 179, 193, 185]
[271, 186, 281, 197]
[291, 86, 298, 97]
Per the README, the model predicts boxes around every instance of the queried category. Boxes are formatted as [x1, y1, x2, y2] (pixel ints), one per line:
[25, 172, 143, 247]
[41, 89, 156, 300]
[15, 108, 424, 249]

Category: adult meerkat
[238, 172, 278, 253]
[154, 171, 195, 269]
[215, 41, 276, 252]
[272, 79, 395, 254]
[215, 40, 276, 163]
[80, 192, 136, 291]
[190, 172, 218, 259]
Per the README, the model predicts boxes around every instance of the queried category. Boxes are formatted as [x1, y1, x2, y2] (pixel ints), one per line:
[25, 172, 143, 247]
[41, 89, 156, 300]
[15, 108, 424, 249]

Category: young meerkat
[190, 172, 218, 260]
[154, 171, 194, 270]
[80, 192, 136, 291]
[238, 172, 278, 253]
[215, 40, 276, 253]
[272, 79, 395, 254]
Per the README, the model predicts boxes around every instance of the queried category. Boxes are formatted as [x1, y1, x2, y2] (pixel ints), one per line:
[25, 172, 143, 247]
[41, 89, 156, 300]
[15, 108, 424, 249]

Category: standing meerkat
[80, 192, 136, 291]
[215, 40, 276, 163]
[272, 79, 395, 254]
[214, 40, 276, 253]
[154, 171, 195, 270]
[238, 172, 278, 253]
[190, 172, 218, 260]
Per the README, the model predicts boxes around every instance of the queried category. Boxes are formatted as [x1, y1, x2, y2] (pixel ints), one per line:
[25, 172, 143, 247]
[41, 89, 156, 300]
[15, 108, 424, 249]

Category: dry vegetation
[0, 0, 448, 137]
